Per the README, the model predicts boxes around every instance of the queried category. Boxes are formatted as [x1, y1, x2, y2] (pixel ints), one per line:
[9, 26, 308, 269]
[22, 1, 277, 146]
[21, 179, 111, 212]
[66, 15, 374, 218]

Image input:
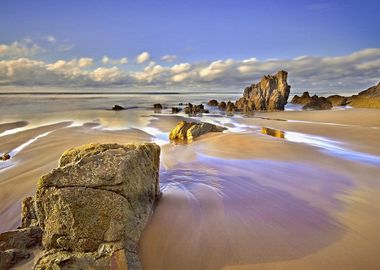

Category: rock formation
[169, 121, 226, 142]
[0, 143, 161, 270]
[348, 82, 380, 108]
[235, 70, 291, 111]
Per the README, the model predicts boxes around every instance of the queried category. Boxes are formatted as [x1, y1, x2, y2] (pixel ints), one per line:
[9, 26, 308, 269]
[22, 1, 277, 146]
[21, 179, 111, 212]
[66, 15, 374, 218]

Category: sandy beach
[0, 94, 379, 270]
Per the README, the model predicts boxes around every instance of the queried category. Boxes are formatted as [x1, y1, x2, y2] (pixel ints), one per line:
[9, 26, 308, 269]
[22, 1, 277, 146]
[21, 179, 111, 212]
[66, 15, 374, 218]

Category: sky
[0, 0, 379, 93]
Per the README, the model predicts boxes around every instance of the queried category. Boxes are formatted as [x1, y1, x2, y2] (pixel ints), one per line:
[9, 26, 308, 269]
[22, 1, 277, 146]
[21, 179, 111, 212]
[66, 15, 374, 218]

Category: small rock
[154, 103, 163, 110]
[172, 107, 181, 114]
[112, 105, 125, 111]
[207, 100, 218, 106]
[0, 153, 10, 161]
[169, 121, 226, 142]
[226, 101, 236, 114]
[218, 101, 227, 110]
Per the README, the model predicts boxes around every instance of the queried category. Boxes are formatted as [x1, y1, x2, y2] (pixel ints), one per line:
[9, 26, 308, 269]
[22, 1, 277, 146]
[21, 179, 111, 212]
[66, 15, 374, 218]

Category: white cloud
[161, 54, 177, 62]
[102, 56, 128, 65]
[136, 51, 150, 64]
[0, 41, 42, 58]
[44, 35, 57, 44]
[0, 47, 380, 92]
[171, 63, 191, 73]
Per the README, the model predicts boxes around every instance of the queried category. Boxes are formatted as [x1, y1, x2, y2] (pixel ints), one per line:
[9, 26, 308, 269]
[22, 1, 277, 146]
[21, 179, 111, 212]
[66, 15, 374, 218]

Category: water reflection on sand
[140, 155, 351, 270]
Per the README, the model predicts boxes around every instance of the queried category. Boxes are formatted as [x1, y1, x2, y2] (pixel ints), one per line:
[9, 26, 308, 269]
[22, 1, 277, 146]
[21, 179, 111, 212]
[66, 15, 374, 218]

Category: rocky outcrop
[207, 100, 219, 106]
[112, 105, 125, 111]
[327, 95, 347, 106]
[169, 121, 226, 142]
[348, 82, 380, 108]
[235, 70, 291, 111]
[303, 97, 332, 110]
[226, 101, 236, 114]
[0, 143, 161, 270]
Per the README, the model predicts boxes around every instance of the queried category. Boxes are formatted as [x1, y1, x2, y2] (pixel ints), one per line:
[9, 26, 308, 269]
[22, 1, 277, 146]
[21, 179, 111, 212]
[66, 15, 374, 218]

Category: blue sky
[0, 0, 379, 92]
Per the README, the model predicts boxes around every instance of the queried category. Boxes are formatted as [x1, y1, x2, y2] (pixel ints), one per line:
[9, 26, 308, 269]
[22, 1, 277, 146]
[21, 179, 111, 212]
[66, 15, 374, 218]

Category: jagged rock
[303, 97, 333, 110]
[172, 107, 181, 114]
[291, 91, 313, 105]
[0, 249, 30, 269]
[327, 95, 347, 106]
[112, 105, 125, 111]
[169, 121, 226, 142]
[218, 101, 227, 110]
[0, 227, 42, 251]
[207, 100, 219, 106]
[0, 153, 10, 161]
[236, 70, 291, 111]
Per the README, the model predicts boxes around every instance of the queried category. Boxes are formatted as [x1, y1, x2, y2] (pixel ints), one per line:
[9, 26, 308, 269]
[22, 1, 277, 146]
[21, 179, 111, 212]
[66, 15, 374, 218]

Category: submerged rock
[236, 70, 291, 111]
[0, 143, 161, 270]
[169, 121, 226, 142]
[112, 105, 125, 111]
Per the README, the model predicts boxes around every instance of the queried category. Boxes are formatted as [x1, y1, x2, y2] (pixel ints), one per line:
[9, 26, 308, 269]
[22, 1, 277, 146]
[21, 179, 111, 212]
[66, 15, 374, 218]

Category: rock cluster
[0, 143, 161, 270]
[169, 121, 226, 142]
[235, 70, 291, 111]
[184, 103, 209, 115]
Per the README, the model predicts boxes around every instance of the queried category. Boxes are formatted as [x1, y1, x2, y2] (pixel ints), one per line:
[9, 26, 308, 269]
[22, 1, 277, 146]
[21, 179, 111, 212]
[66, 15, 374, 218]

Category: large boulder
[169, 121, 226, 142]
[236, 70, 291, 111]
[207, 99, 219, 106]
[0, 143, 161, 270]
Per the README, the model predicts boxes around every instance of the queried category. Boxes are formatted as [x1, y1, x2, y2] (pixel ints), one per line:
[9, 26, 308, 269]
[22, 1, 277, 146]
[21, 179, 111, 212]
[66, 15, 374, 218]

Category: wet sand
[1, 108, 380, 269]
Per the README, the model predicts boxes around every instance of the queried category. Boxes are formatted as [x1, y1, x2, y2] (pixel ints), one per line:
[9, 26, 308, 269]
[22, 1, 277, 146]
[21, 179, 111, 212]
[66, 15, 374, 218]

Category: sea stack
[236, 70, 291, 111]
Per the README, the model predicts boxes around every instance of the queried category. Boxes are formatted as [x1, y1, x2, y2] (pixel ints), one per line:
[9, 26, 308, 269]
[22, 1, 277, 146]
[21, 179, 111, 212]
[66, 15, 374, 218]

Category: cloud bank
[0, 40, 379, 92]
